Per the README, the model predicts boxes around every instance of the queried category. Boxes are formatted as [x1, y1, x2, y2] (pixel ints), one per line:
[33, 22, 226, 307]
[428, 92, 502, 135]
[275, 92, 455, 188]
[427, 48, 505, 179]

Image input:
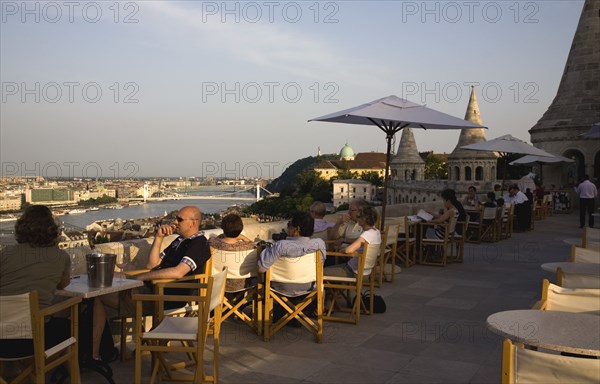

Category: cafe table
[486, 309, 600, 356]
[57, 274, 143, 384]
[58, 274, 144, 299]
[541, 262, 600, 275]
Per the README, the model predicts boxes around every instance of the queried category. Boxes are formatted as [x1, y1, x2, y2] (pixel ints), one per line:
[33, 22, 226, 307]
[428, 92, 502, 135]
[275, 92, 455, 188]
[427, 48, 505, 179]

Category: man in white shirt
[575, 175, 598, 228]
[504, 184, 530, 231]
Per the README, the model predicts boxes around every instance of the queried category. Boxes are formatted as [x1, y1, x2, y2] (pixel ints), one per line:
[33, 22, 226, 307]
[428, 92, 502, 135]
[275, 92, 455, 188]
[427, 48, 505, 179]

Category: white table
[58, 274, 143, 299]
[487, 309, 600, 356]
[541, 262, 600, 275]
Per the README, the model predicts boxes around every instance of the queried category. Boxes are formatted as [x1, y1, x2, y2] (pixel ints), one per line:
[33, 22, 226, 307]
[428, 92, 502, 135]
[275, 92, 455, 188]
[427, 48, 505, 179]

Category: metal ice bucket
[86, 253, 117, 288]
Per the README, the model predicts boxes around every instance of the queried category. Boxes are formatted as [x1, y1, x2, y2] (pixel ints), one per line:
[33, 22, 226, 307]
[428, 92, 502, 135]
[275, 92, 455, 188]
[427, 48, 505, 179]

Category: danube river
[0, 188, 255, 242]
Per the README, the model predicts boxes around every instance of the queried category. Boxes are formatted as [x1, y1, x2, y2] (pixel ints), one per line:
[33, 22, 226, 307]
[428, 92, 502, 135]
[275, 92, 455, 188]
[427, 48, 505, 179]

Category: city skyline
[1, 1, 584, 178]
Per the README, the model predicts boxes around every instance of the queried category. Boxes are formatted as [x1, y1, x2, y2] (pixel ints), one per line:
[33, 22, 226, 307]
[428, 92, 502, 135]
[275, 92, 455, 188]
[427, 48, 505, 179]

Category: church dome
[339, 144, 355, 160]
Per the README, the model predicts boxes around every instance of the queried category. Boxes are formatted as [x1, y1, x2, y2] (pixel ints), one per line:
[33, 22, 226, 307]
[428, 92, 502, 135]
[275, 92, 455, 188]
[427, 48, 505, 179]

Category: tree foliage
[78, 194, 118, 206]
[424, 153, 448, 179]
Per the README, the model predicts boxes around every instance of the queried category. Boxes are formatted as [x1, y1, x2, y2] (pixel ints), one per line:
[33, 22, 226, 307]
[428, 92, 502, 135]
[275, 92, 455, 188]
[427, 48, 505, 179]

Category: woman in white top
[324, 206, 382, 278]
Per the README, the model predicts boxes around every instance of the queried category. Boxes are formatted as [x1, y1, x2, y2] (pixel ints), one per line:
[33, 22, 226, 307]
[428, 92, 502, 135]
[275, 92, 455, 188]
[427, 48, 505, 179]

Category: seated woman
[0, 205, 77, 379]
[324, 206, 382, 278]
[425, 189, 467, 239]
[209, 213, 255, 291]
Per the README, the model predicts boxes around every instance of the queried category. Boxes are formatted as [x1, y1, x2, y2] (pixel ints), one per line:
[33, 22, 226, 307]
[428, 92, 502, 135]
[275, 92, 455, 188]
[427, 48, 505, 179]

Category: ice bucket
[86, 253, 117, 288]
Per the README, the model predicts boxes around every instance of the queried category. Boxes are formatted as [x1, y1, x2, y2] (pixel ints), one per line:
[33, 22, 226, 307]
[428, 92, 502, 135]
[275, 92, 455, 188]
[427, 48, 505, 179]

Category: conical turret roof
[529, 0, 600, 140]
[391, 128, 424, 164]
[448, 86, 496, 160]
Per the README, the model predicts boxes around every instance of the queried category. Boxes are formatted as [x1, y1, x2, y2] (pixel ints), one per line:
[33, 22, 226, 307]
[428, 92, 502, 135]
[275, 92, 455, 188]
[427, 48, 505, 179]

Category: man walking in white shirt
[575, 175, 598, 228]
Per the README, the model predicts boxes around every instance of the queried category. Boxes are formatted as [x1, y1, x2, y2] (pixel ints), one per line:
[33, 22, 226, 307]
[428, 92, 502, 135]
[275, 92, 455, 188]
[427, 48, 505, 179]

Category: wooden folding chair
[133, 269, 227, 384]
[448, 215, 468, 263]
[263, 251, 324, 343]
[582, 227, 600, 250]
[556, 267, 600, 289]
[466, 206, 484, 243]
[500, 204, 515, 240]
[323, 244, 378, 324]
[119, 259, 212, 362]
[394, 216, 417, 270]
[568, 245, 600, 264]
[0, 291, 81, 384]
[419, 218, 454, 267]
[501, 338, 600, 383]
[532, 279, 600, 314]
[376, 223, 399, 286]
[210, 246, 262, 334]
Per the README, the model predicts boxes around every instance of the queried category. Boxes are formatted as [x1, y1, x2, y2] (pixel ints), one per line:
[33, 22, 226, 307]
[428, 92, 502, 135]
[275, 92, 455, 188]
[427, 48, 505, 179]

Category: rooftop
[83, 211, 585, 383]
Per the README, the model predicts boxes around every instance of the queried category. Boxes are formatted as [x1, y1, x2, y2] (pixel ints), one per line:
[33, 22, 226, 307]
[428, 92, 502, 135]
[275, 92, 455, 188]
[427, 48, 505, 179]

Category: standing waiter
[575, 175, 598, 228]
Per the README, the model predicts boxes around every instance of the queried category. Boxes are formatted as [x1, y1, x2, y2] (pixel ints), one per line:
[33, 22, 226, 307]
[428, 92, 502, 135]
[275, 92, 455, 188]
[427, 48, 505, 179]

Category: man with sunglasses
[91, 206, 210, 363]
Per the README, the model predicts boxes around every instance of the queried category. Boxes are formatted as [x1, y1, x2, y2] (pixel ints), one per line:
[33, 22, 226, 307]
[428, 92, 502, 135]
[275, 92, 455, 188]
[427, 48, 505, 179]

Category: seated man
[462, 186, 480, 207]
[92, 205, 211, 362]
[309, 201, 335, 240]
[504, 184, 530, 231]
[258, 212, 326, 297]
[330, 198, 368, 244]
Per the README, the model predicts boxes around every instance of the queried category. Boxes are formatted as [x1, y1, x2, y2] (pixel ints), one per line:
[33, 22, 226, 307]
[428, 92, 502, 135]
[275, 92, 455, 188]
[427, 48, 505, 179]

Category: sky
[0, 0, 585, 179]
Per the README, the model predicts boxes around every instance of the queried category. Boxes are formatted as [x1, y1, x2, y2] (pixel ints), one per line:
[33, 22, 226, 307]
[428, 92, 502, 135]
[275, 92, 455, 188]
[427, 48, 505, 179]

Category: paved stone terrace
[84, 211, 583, 383]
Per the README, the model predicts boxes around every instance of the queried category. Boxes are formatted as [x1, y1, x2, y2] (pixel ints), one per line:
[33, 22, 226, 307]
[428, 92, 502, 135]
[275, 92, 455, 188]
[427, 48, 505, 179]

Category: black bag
[79, 301, 119, 363]
[353, 293, 387, 314]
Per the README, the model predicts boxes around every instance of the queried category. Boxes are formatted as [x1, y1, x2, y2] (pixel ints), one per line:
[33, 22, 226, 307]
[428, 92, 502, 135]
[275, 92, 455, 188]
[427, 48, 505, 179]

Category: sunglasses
[176, 216, 197, 223]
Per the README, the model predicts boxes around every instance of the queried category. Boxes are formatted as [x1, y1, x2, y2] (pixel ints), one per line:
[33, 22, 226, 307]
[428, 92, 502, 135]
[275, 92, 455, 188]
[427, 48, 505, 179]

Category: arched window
[465, 167, 472, 181]
[475, 166, 483, 180]
[454, 166, 460, 181]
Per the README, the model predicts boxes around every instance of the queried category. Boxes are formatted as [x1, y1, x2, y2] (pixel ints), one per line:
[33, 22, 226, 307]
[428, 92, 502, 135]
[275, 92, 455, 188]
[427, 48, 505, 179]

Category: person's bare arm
[56, 269, 70, 289]
[135, 263, 191, 281]
[430, 209, 453, 224]
[343, 236, 366, 254]
[147, 224, 175, 269]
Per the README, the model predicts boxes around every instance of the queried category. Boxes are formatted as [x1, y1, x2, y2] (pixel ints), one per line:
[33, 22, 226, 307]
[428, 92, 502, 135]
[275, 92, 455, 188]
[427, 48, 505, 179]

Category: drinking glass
[70, 253, 80, 278]
[116, 254, 131, 282]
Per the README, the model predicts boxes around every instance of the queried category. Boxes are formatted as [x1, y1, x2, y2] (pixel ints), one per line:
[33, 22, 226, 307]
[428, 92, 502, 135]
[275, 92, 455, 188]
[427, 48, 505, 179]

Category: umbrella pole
[381, 133, 393, 229]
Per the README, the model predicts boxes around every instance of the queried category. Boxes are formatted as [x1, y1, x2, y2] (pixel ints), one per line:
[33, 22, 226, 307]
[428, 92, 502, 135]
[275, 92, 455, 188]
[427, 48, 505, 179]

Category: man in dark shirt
[92, 206, 211, 361]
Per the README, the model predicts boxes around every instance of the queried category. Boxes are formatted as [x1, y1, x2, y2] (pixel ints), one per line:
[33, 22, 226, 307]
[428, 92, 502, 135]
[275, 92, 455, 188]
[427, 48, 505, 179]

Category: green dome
[339, 144, 355, 160]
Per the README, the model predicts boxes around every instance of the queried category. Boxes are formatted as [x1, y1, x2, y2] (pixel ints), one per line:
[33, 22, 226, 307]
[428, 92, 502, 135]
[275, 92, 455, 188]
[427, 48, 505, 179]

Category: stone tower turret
[447, 86, 497, 182]
[391, 128, 425, 181]
[529, 0, 600, 182]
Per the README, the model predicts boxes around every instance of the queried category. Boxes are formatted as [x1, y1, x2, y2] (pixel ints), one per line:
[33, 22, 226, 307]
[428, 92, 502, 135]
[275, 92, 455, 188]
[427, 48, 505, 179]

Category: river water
[0, 187, 255, 242]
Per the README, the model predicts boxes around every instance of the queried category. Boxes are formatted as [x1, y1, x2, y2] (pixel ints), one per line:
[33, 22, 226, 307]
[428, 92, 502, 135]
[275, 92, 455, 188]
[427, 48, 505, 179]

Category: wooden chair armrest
[531, 300, 546, 310]
[327, 251, 360, 258]
[125, 269, 150, 277]
[152, 273, 209, 285]
[132, 293, 202, 303]
[154, 281, 208, 290]
[39, 296, 82, 317]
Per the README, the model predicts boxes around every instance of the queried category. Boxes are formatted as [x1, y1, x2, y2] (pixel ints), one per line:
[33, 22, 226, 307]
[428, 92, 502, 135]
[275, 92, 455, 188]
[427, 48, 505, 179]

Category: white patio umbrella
[578, 122, 600, 139]
[461, 134, 556, 190]
[509, 154, 574, 183]
[310, 95, 485, 226]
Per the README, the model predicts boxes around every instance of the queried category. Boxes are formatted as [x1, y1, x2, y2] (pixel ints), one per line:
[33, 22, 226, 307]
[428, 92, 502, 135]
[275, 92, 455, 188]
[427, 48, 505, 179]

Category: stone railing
[63, 201, 445, 273]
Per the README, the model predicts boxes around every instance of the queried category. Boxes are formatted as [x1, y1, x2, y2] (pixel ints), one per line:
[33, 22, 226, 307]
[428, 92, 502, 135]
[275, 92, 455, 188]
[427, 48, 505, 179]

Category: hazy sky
[1, 0, 584, 178]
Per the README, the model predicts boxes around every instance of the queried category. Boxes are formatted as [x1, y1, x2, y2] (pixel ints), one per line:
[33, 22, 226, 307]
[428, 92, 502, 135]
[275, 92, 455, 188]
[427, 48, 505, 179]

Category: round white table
[541, 262, 600, 275]
[486, 309, 600, 356]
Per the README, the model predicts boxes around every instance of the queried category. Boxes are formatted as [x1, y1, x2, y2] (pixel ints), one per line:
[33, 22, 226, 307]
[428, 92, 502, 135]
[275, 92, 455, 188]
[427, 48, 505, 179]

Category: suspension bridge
[140, 184, 273, 202]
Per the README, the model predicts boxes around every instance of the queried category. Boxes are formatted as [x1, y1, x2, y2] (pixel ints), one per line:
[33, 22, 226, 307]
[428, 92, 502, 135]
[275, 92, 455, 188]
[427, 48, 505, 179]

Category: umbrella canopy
[461, 134, 556, 189]
[509, 154, 574, 184]
[310, 95, 485, 226]
[509, 154, 575, 165]
[578, 122, 600, 139]
[461, 134, 555, 157]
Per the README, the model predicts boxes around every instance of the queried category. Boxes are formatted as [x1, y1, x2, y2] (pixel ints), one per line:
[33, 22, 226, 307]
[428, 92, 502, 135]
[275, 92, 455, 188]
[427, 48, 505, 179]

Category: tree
[424, 153, 448, 179]
[360, 171, 383, 187]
